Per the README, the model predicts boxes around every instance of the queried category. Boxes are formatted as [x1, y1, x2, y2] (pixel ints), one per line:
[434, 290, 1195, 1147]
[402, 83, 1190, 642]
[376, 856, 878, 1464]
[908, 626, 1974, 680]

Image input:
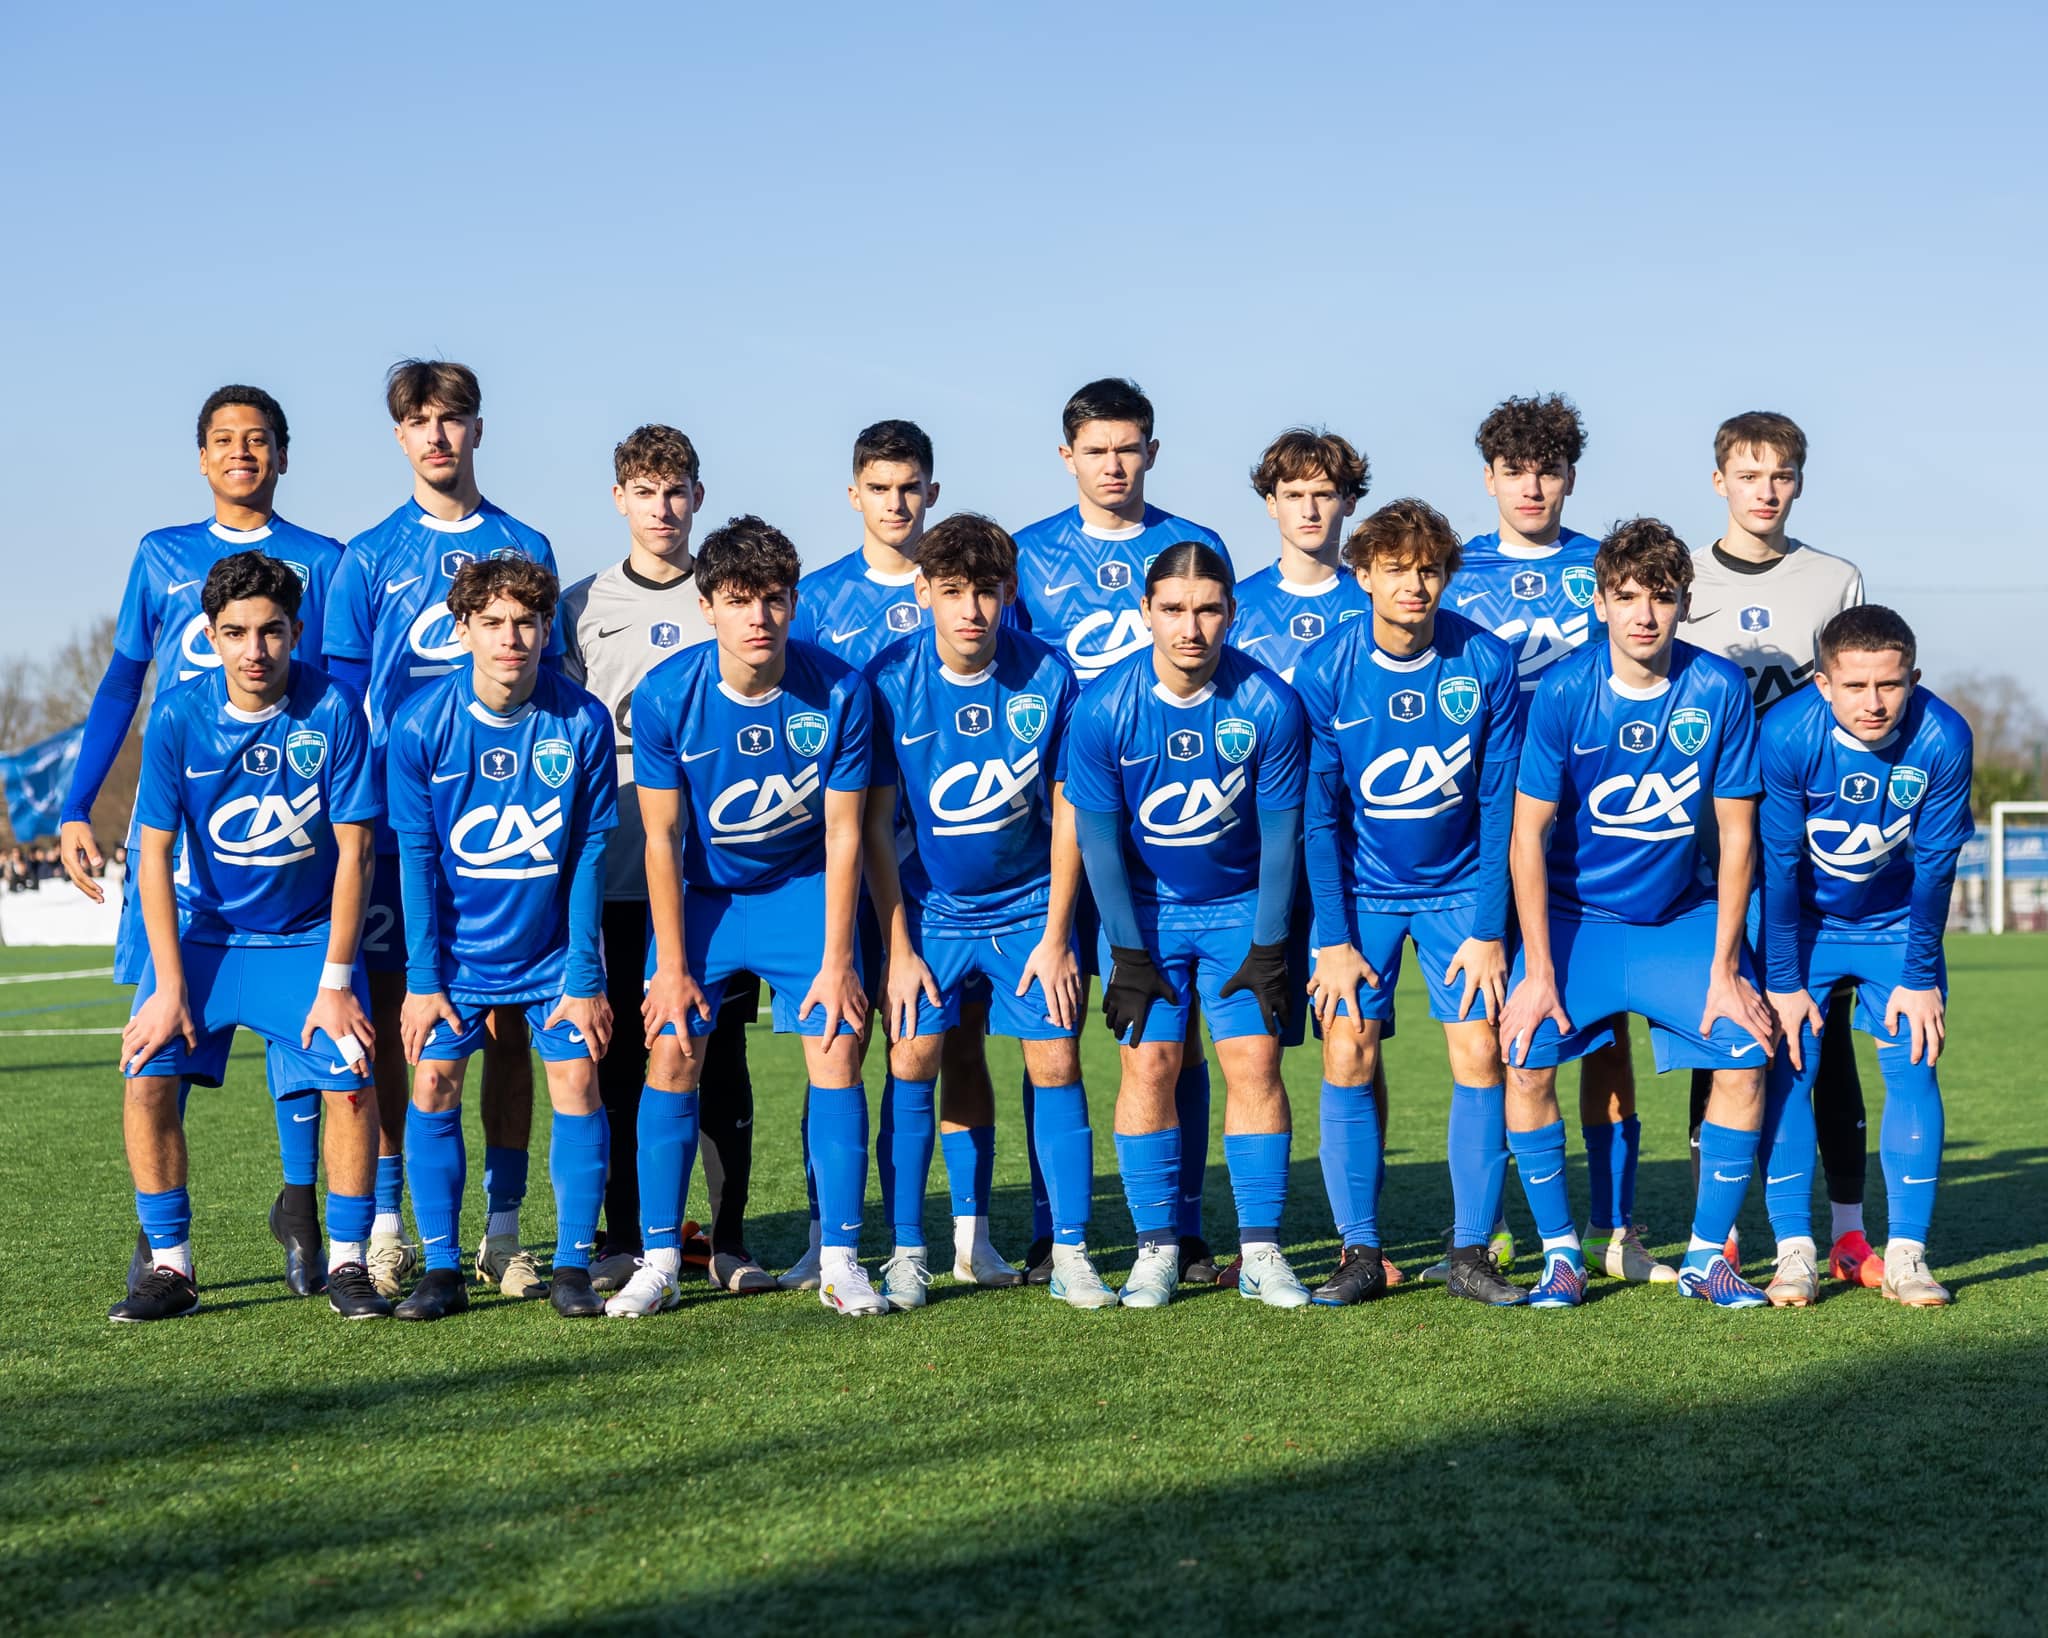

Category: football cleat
[326, 1262, 393, 1320]
[1119, 1242, 1181, 1309]
[109, 1266, 199, 1324]
[1310, 1244, 1388, 1307]
[778, 1239, 823, 1291]
[1489, 1222, 1517, 1273]
[476, 1233, 545, 1299]
[1178, 1235, 1220, 1285]
[127, 1227, 150, 1298]
[1722, 1228, 1742, 1274]
[394, 1268, 470, 1321]
[953, 1241, 1024, 1288]
[706, 1251, 776, 1294]
[1765, 1245, 1821, 1308]
[1594, 1226, 1679, 1284]
[1022, 1235, 1056, 1286]
[1047, 1245, 1119, 1310]
[1444, 1244, 1526, 1306]
[588, 1248, 641, 1292]
[679, 1221, 711, 1275]
[549, 1266, 604, 1318]
[1677, 1253, 1768, 1308]
[1830, 1231, 1885, 1290]
[877, 1250, 932, 1312]
[366, 1230, 417, 1299]
[269, 1189, 327, 1296]
[1237, 1246, 1312, 1309]
[605, 1260, 682, 1317]
[1881, 1244, 1951, 1308]
[1526, 1247, 1587, 1309]
[1419, 1231, 1454, 1285]
[819, 1259, 889, 1317]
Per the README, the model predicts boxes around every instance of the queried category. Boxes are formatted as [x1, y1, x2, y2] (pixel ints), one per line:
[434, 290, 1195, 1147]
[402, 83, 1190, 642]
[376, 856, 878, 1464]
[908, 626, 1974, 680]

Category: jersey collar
[1081, 519, 1146, 542]
[1278, 572, 1341, 596]
[1151, 680, 1214, 709]
[1370, 646, 1435, 672]
[224, 698, 284, 724]
[208, 519, 275, 545]
[417, 507, 487, 534]
[1832, 723, 1900, 754]
[862, 561, 918, 587]
[717, 680, 783, 707]
[1605, 673, 1671, 701]
[1495, 541, 1563, 561]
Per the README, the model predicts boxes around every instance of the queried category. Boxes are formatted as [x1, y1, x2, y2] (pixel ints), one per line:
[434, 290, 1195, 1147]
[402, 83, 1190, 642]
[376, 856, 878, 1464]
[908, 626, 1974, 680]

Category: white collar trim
[223, 699, 284, 724]
[1278, 573, 1340, 596]
[1496, 541, 1562, 560]
[1606, 674, 1671, 701]
[466, 697, 534, 727]
[1152, 680, 1215, 709]
[717, 680, 783, 708]
[1370, 647, 1436, 672]
[863, 563, 918, 587]
[1833, 724, 1900, 753]
[938, 662, 992, 687]
[1081, 520, 1146, 541]
[418, 509, 486, 534]
[209, 521, 274, 544]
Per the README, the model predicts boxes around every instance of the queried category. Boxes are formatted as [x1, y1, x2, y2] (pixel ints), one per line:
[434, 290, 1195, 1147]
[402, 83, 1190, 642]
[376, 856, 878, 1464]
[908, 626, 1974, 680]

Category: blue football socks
[1507, 1119, 1576, 1245]
[136, 1185, 192, 1252]
[1022, 1073, 1053, 1241]
[275, 1094, 320, 1187]
[326, 1189, 374, 1251]
[1115, 1126, 1180, 1249]
[940, 1124, 995, 1219]
[1448, 1083, 1509, 1247]
[636, 1086, 700, 1252]
[1030, 1082, 1092, 1245]
[406, 1106, 467, 1271]
[878, 1077, 937, 1248]
[548, 1110, 609, 1270]
[1223, 1130, 1289, 1247]
[1174, 1060, 1210, 1239]
[1761, 1063, 1818, 1244]
[1687, 1120, 1760, 1267]
[1318, 1079, 1382, 1247]
[1876, 1047, 1943, 1244]
[482, 1144, 528, 1218]
[374, 1153, 405, 1219]
[809, 1085, 869, 1250]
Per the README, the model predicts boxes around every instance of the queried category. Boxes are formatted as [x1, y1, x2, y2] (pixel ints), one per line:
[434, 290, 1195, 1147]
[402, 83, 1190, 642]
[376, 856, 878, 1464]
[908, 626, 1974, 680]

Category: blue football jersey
[386, 668, 618, 1002]
[633, 639, 873, 893]
[865, 627, 1078, 935]
[1011, 505, 1232, 685]
[132, 663, 379, 947]
[1065, 645, 1306, 928]
[1759, 685, 1974, 979]
[789, 547, 928, 670]
[1517, 640, 1760, 923]
[113, 516, 345, 682]
[1229, 564, 1372, 682]
[1293, 610, 1521, 912]
[1450, 529, 1603, 700]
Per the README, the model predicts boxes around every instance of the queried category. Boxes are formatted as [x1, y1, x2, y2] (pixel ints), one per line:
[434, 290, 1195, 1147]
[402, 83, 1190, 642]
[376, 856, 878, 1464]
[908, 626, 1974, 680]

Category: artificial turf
[1, 937, 2043, 1635]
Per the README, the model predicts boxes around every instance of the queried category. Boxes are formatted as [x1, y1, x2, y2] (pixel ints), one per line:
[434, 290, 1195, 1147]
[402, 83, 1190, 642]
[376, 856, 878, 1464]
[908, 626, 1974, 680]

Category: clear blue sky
[4, 3, 2043, 707]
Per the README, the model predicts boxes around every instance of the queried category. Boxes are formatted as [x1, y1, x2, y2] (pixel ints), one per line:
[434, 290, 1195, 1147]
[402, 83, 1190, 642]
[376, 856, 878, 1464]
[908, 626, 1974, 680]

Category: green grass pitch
[1, 937, 2044, 1635]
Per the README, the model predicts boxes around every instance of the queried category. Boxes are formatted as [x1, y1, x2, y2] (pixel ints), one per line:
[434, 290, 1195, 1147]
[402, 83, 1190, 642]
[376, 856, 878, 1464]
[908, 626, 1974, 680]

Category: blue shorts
[417, 997, 589, 1063]
[1777, 926, 1946, 1056]
[655, 873, 863, 1038]
[1505, 906, 1767, 1072]
[906, 914, 1081, 1041]
[1096, 919, 1274, 1046]
[1320, 901, 1493, 1027]
[361, 854, 405, 975]
[127, 940, 373, 1095]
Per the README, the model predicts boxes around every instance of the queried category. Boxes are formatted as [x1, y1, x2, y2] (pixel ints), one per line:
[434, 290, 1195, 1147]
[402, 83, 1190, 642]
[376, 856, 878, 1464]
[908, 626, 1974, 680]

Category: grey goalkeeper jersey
[1679, 538, 1864, 713]
[561, 559, 716, 900]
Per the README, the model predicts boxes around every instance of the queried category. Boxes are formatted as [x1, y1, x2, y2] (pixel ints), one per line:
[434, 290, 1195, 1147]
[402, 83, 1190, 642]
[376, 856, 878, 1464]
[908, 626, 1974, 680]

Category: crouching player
[387, 559, 619, 1321]
[861, 514, 1114, 1309]
[625, 517, 881, 1318]
[1295, 501, 1524, 1307]
[113, 553, 386, 1321]
[1498, 519, 1779, 1307]
[1067, 543, 1310, 1309]
[1757, 606, 1972, 1306]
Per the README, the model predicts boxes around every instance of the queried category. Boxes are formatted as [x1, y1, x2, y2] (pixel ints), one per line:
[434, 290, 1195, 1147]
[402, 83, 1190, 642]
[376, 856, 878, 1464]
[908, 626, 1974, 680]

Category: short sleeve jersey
[1451, 528, 1604, 702]
[114, 516, 346, 682]
[1229, 565, 1373, 682]
[788, 547, 928, 670]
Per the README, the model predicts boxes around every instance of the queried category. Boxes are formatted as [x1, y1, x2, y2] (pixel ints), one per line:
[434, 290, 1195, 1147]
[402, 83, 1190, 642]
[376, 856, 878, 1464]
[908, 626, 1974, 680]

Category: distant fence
[1951, 825, 2048, 932]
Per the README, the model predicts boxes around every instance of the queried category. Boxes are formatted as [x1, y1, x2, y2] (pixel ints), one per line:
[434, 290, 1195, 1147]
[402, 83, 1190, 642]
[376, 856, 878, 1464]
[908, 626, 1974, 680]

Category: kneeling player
[1498, 519, 1778, 1308]
[1295, 501, 1524, 1306]
[1757, 607, 1972, 1306]
[387, 559, 619, 1321]
[1067, 543, 1310, 1309]
[625, 516, 880, 1318]
[113, 553, 386, 1321]
[863, 513, 1114, 1309]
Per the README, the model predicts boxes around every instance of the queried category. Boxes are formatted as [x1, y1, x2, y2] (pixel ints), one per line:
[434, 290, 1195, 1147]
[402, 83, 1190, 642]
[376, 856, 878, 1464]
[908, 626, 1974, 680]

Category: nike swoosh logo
[1333, 717, 1369, 731]
[829, 626, 868, 642]
[680, 749, 717, 762]
[185, 766, 225, 778]
[567, 1031, 586, 1044]
[1454, 591, 1486, 606]
[651, 1225, 677, 1235]
[838, 1221, 861, 1232]
[1529, 1169, 1562, 1185]
[167, 578, 203, 594]
[431, 771, 463, 783]
[1901, 1174, 1935, 1185]
[324, 1063, 354, 1076]
[735, 1117, 752, 1129]
[1712, 1171, 1748, 1184]
[575, 1241, 596, 1251]
[900, 730, 938, 746]
[294, 1110, 321, 1122]
[1042, 581, 1080, 596]
[1726, 1041, 1763, 1058]
[385, 575, 423, 595]
[1765, 1173, 1803, 1185]
[424, 1234, 448, 1245]
[1572, 742, 1605, 755]
[596, 625, 633, 639]
[1239, 634, 1272, 648]
[1120, 754, 1148, 765]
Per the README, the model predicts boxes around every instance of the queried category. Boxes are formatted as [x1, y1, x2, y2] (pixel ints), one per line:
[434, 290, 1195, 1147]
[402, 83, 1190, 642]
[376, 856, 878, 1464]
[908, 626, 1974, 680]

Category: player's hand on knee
[884, 951, 941, 1043]
[799, 959, 867, 1044]
[402, 991, 460, 1067]
[59, 820, 105, 903]
[1446, 937, 1507, 1024]
[1766, 988, 1823, 1072]
[1885, 985, 1945, 1066]
[1103, 946, 1176, 1043]
[1702, 968, 1776, 1057]
[548, 994, 611, 1062]
[1021, 935, 1081, 1032]
[122, 986, 196, 1077]
[1499, 974, 1570, 1069]
[304, 983, 373, 1074]
[642, 967, 711, 1048]
[1221, 940, 1291, 1037]
[1308, 944, 1374, 1034]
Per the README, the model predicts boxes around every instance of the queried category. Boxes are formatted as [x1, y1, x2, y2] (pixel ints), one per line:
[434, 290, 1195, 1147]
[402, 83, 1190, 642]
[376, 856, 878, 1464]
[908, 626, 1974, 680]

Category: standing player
[111, 553, 386, 1322]
[1680, 411, 1871, 1288]
[1066, 543, 1310, 1310]
[386, 559, 618, 1322]
[1757, 607, 1970, 1306]
[560, 425, 771, 1295]
[861, 513, 1115, 1309]
[617, 516, 880, 1319]
[1449, 395, 1660, 1283]
[59, 385, 348, 1296]
[1497, 519, 1777, 1309]
[1294, 501, 1525, 1307]
[1013, 377, 1233, 1285]
[323, 360, 560, 1301]
[1230, 429, 1372, 682]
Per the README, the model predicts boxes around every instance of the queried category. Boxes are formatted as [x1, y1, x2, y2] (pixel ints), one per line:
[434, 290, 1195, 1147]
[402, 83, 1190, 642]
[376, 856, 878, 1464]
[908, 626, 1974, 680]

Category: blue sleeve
[1713, 670, 1763, 797]
[326, 689, 383, 824]
[1758, 724, 1808, 993]
[112, 544, 157, 664]
[633, 670, 681, 792]
[1253, 803, 1301, 945]
[1254, 681, 1308, 808]
[563, 825, 608, 995]
[386, 713, 433, 836]
[1075, 804, 1143, 950]
[1516, 675, 1567, 801]
[296, 566, 331, 670]
[328, 653, 371, 701]
[62, 651, 151, 823]
[1903, 724, 1975, 988]
[865, 671, 899, 788]
[1049, 666, 1077, 784]
[826, 674, 874, 793]
[1472, 654, 1521, 941]
[323, 549, 374, 661]
[1305, 767, 1348, 948]
[579, 704, 619, 835]
[1062, 694, 1121, 814]
[131, 700, 182, 834]
[398, 828, 444, 995]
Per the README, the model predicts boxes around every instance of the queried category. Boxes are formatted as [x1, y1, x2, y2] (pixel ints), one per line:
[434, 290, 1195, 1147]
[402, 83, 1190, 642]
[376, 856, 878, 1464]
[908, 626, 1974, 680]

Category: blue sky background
[4, 3, 2043, 708]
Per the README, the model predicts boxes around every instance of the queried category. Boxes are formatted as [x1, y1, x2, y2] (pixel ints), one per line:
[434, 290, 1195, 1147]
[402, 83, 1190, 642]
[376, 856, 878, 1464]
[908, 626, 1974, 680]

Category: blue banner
[1956, 824, 2048, 880]
[0, 722, 84, 842]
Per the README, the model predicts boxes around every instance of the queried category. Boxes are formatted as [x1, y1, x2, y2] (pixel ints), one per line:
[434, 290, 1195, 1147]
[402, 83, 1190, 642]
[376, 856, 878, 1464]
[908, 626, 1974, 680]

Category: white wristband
[320, 961, 354, 990]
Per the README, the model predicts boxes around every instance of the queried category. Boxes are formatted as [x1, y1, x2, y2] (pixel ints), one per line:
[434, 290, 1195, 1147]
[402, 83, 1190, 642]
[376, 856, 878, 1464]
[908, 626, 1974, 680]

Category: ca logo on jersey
[1739, 606, 1772, 633]
[1618, 720, 1657, 754]
[534, 738, 574, 789]
[1359, 736, 1474, 821]
[406, 600, 463, 677]
[1216, 718, 1257, 765]
[451, 798, 562, 879]
[1166, 728, 1204, 762]
[786, 712, 828, 758]
[930, 750, 1042, 836]
[650, 622, 681, 649]
[885, 603, 920, 634]
[1562, 566, 1596, 609]
[1496, 612, 1592, 689]
[1808, 813, 1911, 881]
[1437, 675, 1480, 726]
[480, 747, 519, 781]
[1888, 766, 1928, 810]
[708, 766, 821, 846]
[1138, 767, 1247, 847]
[242, 743, 281, 777]
[1589, 766, 1702, 841]
[737, 723, 775, 756]
[1390, 690, 1426, 723]
[1066, 609, 1150, 679]
[1668, 707, 1711, 756]
[1006, 694, 1047, 745]
[1097, 562, 1132, 591]
[1289, 612, 1325, 643]
[1840, 770, 1881, 804]
[209, 787, 322, 868]
[286, 730, 327, 779]
[1511, 570, 1547, 601]
[955, 702, 993, 737]
[178, 612, 223, 680]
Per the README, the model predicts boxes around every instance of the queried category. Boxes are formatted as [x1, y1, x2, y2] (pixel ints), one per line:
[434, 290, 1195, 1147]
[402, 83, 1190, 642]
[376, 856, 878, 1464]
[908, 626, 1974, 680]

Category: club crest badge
[1097, 561, 1132, 592]
[786, 711, 828, 758]
[242, 743, 281, 777]
[1839, 771, 1880, 804]
[1562, 566, 1596, 609]
[1619, 720, 1657, 754]
[1888, 765, 1928, 810]
[1667, 707, 1711, 757]
[1390, 690, 1426, 723]
[285, 729, 327, 779]
[649, 622, 681, 649]
[1006, 693, 1047, 745]
[736, 723, 775, 757]
[440, 548, 476, 582]
[886, 602, 920, 634]
[534, 738, 574, 789]
[1166, 728, 1204, 762]
[480, 747, 519, 781]
[1511, 570, 1547, 601]
[955, 703, 993, 737]
[1739, 606, 1772, 633]
[1289, 612, 1325, 643]
[280, 559, 310, 589]
[1216, 718, 1257, 765]
[1437, 675, 1480, 726]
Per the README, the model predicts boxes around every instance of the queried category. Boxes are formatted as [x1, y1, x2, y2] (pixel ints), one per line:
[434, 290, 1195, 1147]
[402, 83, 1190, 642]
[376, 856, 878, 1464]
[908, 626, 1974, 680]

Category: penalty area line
[0, 966, 116, 985]
[0, 1026, 123, 1036]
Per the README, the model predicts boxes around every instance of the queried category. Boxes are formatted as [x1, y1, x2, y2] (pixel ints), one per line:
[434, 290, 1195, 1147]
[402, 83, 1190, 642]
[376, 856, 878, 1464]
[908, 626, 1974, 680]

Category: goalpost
[1989, 801, 2048, 935]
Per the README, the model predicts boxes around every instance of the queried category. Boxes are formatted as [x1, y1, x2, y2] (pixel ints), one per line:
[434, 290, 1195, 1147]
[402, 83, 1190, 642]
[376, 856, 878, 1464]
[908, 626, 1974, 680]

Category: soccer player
[1066, 542, 1309, 1310]
[1013, 377, 1233, 1286]
[1294, 500, 1524, 1307]
[1757, 606, 1970, 1307]
[111, 552, 386, 1322]
[561, 425, 771, 1295]
[1497, 518, 1778, 1309]
[1450, 395, 1662, 1283]
[59, 384, 348, 1296]
[861, 513, 1116, 1309]
[1680, 411, 1872, 1287]
[323, 360, 561, 1301]
[620, 516, 880, 1318]
[1231, 429, 1372, 682]
[385, 558, 618, 1322]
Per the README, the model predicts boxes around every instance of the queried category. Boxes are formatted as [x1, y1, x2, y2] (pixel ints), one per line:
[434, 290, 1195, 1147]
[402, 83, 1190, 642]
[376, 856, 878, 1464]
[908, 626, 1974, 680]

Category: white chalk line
[0, 966, 116, 985]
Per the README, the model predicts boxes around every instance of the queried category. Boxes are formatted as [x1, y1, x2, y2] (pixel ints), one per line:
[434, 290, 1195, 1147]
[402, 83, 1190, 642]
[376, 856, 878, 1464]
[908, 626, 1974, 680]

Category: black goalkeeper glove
[1220, 940, 1291, 1037]
[1103, 945, 1178, 1042]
